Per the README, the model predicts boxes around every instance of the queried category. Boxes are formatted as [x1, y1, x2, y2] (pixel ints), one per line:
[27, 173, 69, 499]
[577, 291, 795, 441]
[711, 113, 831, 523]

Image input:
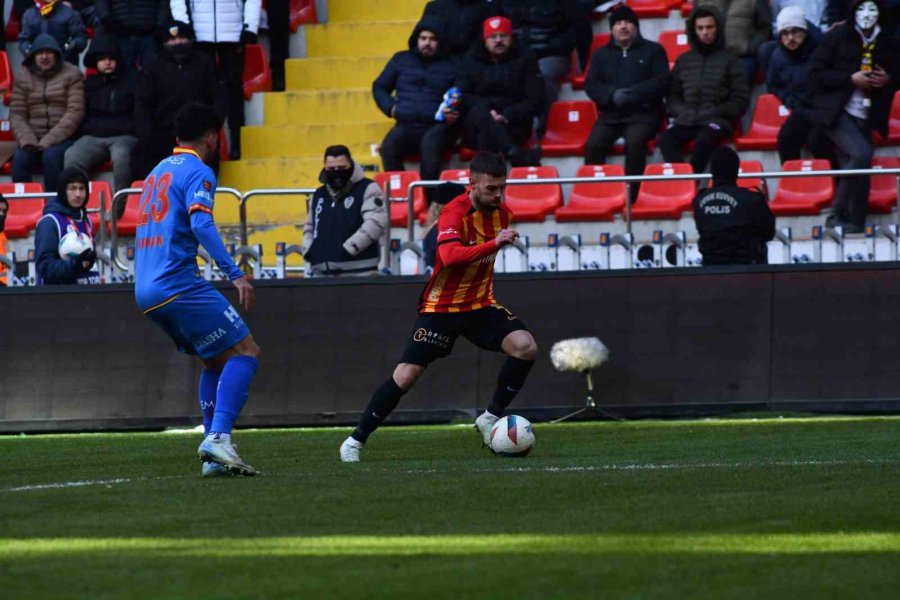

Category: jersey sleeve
[185, 168, 216, 217]
[436, 206, 499, 267]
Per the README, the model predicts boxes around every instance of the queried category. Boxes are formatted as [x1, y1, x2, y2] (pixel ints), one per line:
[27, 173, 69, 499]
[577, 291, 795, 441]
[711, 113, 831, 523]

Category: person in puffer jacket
[19, 0, 87, 65]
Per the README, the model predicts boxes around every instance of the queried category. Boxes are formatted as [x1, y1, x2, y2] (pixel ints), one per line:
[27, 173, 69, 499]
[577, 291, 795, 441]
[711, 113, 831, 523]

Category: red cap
[483, 16, 513, 40]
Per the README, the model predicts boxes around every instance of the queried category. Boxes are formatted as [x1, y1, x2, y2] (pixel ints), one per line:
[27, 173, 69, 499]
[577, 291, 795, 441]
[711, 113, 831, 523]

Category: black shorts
[400, 305, 530, 367]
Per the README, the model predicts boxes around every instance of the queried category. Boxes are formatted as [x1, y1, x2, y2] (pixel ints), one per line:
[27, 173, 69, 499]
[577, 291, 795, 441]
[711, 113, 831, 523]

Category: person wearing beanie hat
[584, 4, 668, 201]
[776, 5, 809, 31]
[19, 0, 87, 66]
[692, 146, 774, 265]
[421, 0, 502, 57]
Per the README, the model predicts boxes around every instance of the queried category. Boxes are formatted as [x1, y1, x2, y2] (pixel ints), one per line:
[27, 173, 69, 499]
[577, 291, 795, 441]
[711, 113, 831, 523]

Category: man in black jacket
[95, 0, 169, 70]
[64, 36, 138, 192]
[584, 6, 668, 201]
[374, 17, 459, 186]
[693, 147, 775, 265]
[421, 0, 499, 57]
[808, 0, 899, 232]
[456, 16, 546, 166]
[658, 5, 749, 174]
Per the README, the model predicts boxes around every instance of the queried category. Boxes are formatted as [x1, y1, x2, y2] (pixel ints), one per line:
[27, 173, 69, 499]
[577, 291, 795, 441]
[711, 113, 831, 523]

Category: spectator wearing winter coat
[374, 17, 460, 190]
[95, 0, 170, 70]
[771, 0, 828, 30]
[133, 21, 226, 177]
[455, 16, 546, 167]
[583, 6, 668, 201]
[700, 0, 773, 82]
[170, 0, 262, 160]
[10, 34, 85, 194]
[808, 0, 900, 232]
[658, 5, 749, 174]
[0, 195, 8, 286]
[64, 36, 138, 192]
[19, 0, 87, 65]
[421, 0, 500, 57]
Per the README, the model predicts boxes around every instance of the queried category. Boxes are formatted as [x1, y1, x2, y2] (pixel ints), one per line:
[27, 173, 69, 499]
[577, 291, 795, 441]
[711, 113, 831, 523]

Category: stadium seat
[769, 159, 834, 216]
[874, 91, 900, 146]
[735, 94, 790, 151]
[290, 0, 318, 32]
[86, 180, 112, 232]
[542, 101, 597, 156]
[0, 182, 46, 238]
[657, 30, 690, 70]
[629, 0, 683, 18]
[506, 166, 562, 222]
[440, 168, 470, 183]
[4, 10, 18, 42]
[631, 163, 696, 220]
[570, 34, 610, 90]
[868, 156, 900, 214]
[738, 160, 766, 192]
[0, 51, 12, 105]
[554, 164, 627, 222]
[116, 180, 146, 237]
[243, 44, 272, 100]
[373, 171, 427, 227]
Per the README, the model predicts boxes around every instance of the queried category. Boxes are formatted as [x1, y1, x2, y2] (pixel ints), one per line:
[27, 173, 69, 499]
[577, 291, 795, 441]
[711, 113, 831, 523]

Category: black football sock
[351, 377, 407, 443]
[487, 356, 534, 417]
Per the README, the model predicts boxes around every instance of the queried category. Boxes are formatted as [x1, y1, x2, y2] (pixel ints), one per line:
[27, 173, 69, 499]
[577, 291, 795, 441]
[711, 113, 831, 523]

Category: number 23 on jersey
[136, 172, 173, 227]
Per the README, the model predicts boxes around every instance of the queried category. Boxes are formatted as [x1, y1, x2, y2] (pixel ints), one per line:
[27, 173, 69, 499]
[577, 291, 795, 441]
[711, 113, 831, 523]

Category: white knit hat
[776, 5, 808, 33]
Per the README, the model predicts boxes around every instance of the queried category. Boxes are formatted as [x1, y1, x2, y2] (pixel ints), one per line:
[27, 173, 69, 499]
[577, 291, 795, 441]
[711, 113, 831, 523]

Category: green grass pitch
[2, 416, 899, 599]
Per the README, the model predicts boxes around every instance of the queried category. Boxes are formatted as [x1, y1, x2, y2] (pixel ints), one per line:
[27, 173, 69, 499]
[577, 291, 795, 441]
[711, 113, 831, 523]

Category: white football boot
[201, 461, 231, 477]
[475, 411, 499, 447]
[198, 435, 258, 476]
[339, 437, 364, 462]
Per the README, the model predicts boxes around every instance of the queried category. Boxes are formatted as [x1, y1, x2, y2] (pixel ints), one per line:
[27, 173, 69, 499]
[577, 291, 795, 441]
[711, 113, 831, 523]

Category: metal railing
[239, 188, 316, 245]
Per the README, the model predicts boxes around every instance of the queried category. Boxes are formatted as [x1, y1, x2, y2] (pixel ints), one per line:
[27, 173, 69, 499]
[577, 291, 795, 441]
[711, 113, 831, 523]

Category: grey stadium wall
[3, 264, 900, 433]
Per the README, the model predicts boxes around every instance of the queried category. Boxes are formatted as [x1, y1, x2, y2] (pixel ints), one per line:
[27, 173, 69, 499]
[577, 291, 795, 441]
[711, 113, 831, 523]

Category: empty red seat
[0, 51, 12, 105]
[506, 166, 562, 222]
[0, 182, 46, 238]
[86, 180, 112, 232]
[374, 171, 427, 227]
[629, 0, 682, 18]
[555, 164, 627, 222]
[874, 92, 900, 146]
[681, 1, 694, 17]
[738, 160, 765, 191]
[243, 44, 272, 100]
[658, 30, 690, 70]
[769, 159, 834, 216]
[542, 101, 597, 156]
[571, 34, 610, 90]
[868, 156, 900, 213]
[290, 0, 318, 32]
[440, 168, 470, 183]
[116, 179, 146, 236]
[735, 94, 790, 150]
[632, 163, 696, 220]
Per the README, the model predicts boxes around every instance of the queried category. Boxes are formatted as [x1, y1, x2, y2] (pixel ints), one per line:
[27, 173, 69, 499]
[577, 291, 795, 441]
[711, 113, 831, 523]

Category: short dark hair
[323, 144, 352, 162]
[693, 7, 716, 21]
[174, 103, 223, 143]
[470, 151, 507, 178]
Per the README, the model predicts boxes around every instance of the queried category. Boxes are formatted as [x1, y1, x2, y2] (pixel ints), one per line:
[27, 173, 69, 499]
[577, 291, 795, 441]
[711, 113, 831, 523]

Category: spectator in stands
[64, 36, 138, 193]
[10, 34, 85, 194]
[301, 145, 388, 277]
[701, 0, 773, 82]
[374, 17, 460, 199]
[575, 0, 602, 71]
[771, 0, 828, 30]
[583, 6, 668, 202]
[659, 6, 749, 174]
[456, 16, 546, 166]
[0, 195, 8, 286]
[759, 1, 823, 78]
[808, 0, 899, 233]
[95, 0, 170, 71]
[170, 0, 262, 160]
[825, 0, 900, 33]
[266, 0, 290, 91]
[19, 0, 87, 65]
[34, 167, 99, 285]
[134, 21, 225, 178]
[693, 146, 775, 265]
[421, 0, 500, 57]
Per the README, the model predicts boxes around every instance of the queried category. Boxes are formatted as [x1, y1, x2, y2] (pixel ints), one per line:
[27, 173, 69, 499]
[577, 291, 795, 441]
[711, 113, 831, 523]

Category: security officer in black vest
[301, 145, 388, 276]
[692, 146, 775, 265]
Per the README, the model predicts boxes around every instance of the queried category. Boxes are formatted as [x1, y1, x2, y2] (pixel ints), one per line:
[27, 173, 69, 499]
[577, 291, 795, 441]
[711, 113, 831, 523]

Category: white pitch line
[2, 475, 183, 493]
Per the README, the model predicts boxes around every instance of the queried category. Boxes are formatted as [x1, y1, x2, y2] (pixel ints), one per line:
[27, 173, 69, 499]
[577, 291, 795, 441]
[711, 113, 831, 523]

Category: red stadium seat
[374, 171, 427, 227]
[5, 9, 18, 42]
[681, 1, 694, 16]
[542, 101, 597, 156]
[874, 92, 900, 146]
[86, 180, 112, 232]
[554, 164, 627, 222]
[506, 166, 562, 222]
[0, 51, 12, 105]
[116, 180, 146, 236]
[738, 160, 765, 192]
[629, 0, 682, 18]
[658, 30, 690, 70]
[0, 182, 46, 238]
[631, 163, 696, 220]
[769, 159, 834, 216]
[868, 156, 900, 214]
[735, 94, 790, 151]
[571, 34, 610, 90]
[440, 168, 470, 183]
[243, 44, 272, 100]
[290, 0, 318, 32]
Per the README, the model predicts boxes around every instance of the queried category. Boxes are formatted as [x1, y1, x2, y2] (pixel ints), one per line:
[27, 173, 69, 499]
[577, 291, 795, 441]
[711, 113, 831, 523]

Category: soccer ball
[58, 231, 93, 259]
[490, 415, 535, 457]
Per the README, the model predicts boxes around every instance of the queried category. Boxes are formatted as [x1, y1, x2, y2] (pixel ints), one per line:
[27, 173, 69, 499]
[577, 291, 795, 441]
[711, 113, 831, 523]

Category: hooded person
[34, 166, 101, 285]
[692, 147, 775, 265]
[19, 0, 87, 65]
[373, 16, 461, 186]
[300, 145, 389, 277]
[9, 33, 85, 194]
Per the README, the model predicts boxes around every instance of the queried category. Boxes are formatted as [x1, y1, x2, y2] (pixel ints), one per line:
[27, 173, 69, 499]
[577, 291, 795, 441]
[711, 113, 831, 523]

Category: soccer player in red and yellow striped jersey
[340, 152, 538, 462]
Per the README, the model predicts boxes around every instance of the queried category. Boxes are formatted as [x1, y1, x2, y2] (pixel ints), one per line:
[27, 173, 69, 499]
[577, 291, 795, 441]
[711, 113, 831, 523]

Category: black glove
[78, 248, 96, 271]
[240, 27, 257, 45]
[611, 89, 632, 107]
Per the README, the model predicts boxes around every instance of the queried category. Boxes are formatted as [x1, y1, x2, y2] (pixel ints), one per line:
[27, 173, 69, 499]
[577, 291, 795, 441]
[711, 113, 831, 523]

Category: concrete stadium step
[305, 20, 416, 57]
[219, 154, 383, 190]
[328, 0, 426, 23]
[285, 56, 389, 90]
[242, 121, 391, 159]
[263, 88, 384, 125]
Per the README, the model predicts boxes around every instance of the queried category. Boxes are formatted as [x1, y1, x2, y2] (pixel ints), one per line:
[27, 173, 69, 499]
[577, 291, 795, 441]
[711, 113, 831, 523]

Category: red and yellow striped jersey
[419, 192, 512, 313]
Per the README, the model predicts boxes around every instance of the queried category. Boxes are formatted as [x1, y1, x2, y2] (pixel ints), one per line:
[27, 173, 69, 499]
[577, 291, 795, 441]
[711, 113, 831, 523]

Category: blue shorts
[144, 284, 251, 360]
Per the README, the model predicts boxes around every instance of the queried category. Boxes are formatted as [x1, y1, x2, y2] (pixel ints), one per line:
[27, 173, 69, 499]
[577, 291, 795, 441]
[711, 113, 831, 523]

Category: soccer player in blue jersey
[134, 102, 261, 477]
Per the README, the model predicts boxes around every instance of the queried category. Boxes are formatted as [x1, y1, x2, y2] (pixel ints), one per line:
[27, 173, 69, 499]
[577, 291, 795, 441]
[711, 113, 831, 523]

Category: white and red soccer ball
[490, 415, 535, 457]
[58, 231, 93, 259]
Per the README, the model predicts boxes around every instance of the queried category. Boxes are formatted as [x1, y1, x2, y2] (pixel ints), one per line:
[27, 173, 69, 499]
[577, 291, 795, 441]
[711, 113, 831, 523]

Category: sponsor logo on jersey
[413, 327, 451, 348]
[195, 327, 228, 351]
[202, 180, 212, 191]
